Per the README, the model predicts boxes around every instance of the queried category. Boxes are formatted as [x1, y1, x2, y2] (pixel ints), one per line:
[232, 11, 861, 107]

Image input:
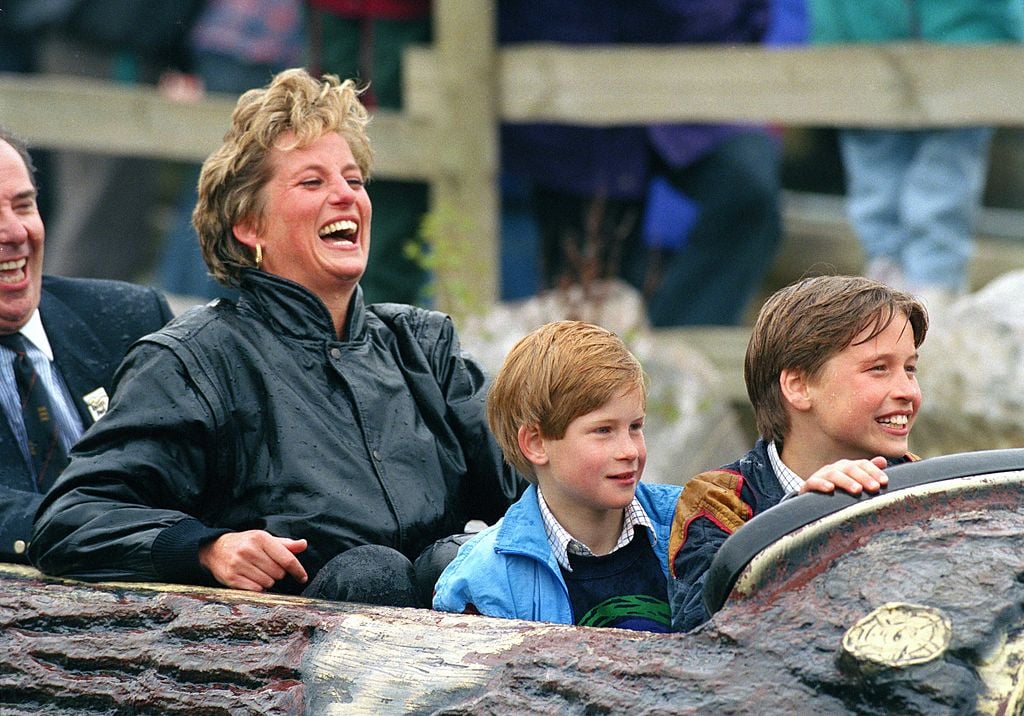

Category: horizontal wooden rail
[410, 43, 1024, 127]
[6, 43, 1024, 162]
[0, 73, 435, 179]
[0, 74, 235, 162]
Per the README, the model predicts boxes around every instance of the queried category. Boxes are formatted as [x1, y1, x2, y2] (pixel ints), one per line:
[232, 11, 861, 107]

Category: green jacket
[810, 0, 1024, 43]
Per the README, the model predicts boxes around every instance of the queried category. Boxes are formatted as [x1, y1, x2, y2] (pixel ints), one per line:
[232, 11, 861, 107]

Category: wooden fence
[2, 1, 1023, 395]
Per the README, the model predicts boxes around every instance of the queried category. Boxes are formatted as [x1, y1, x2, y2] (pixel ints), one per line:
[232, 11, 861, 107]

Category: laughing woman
[30, 69, 523, 606]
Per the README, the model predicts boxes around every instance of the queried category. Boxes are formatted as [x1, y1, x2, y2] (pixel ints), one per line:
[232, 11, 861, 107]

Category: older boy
[433, 321, 682, 632]
[670, 275, 928, 631]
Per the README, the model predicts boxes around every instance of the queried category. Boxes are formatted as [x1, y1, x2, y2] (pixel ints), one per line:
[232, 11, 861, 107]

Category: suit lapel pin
[82, 387, 110, 422]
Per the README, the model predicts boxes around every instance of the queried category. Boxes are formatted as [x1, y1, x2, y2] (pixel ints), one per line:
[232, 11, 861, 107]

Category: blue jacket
[433, 481, 683, 624]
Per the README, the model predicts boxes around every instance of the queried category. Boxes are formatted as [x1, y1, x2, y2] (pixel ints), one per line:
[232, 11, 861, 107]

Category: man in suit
[0, 125, 174, 563]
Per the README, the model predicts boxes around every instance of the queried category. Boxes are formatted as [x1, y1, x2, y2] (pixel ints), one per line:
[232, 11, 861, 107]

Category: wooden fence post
[427, 0, 500, 312]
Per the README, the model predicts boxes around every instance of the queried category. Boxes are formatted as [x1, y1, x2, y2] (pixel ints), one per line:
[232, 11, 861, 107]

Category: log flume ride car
[2, 449, 1023, 714]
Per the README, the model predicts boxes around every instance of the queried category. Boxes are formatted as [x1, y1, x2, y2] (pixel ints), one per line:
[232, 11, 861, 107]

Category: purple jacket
[499, 0, 772, 197]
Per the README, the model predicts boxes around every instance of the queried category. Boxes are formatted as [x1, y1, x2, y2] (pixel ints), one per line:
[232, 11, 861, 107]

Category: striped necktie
[0, 333, 69, 490]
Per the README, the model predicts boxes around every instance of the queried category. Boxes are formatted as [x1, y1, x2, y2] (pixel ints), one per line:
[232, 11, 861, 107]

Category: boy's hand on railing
[800, 456, 889, 496]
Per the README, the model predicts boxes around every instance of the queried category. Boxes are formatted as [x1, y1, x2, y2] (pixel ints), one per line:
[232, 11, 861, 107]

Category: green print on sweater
[577, 594, 671, 629]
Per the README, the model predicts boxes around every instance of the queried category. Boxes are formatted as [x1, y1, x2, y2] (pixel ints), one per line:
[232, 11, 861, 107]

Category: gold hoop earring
[255, 244, 263, 268]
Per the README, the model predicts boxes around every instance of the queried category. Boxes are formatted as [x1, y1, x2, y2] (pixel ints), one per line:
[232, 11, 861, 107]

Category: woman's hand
[800, 456, 889, 496]
[198, 530, 308, 591]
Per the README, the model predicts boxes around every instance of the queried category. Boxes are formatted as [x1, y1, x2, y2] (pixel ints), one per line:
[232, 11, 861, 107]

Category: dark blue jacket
[668, 439, 915, 631]
[0, 275, 172, 563]
[499, 0, 772, 198]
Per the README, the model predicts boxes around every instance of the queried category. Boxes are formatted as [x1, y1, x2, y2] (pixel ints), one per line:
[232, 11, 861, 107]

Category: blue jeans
[839, 127, 994, 291]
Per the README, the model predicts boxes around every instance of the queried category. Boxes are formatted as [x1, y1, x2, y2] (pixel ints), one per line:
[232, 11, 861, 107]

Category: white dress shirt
[0, 310, 85, 474]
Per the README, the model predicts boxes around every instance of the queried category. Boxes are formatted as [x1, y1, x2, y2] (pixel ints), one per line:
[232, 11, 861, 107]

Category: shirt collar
[537, 488, 655, 572]
[767, 439, 805, 494]
[15, 310, 54, 361]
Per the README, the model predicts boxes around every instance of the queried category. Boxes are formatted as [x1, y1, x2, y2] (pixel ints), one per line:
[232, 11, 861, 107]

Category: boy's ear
[780, 368, 812, 412]
[517, 425, 549, 467]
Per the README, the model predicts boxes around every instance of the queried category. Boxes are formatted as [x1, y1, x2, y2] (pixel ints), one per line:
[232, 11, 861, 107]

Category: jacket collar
[494, 484, 559, 564]
[238, 269, 367, 342]
[493, 483, 671, 572]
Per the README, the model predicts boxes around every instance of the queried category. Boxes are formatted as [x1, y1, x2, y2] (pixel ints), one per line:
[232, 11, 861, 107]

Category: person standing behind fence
[306, 0, 432, 306]
[156, 0, 308, 301]
[809, 0, 1024, 314]
[24, 1, 203, 283]
[499, 0, 785, 326]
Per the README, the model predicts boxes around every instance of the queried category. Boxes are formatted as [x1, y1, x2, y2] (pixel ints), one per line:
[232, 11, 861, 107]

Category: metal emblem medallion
[842, 602, 952, 669]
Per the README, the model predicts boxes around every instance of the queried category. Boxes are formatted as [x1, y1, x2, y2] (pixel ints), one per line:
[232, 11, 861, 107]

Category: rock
[458, 280, 747, 484]
[700, 453, 1024, 716]
[916, 270, 1024, 456]
[458, 279, 650, 371]
[633, 332, 749, 485]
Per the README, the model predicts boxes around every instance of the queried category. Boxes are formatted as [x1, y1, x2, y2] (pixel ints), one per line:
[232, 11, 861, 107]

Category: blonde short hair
[193, 68, 373, 286]
[487, 321, 647, 482]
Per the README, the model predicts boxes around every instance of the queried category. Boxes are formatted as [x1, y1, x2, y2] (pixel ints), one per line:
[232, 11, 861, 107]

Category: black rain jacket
[30, 270, 523, 591]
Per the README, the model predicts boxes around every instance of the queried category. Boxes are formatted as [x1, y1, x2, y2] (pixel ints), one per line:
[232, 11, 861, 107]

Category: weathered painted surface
[2, 465, 1024, 714]
[0, 566, 562, 714]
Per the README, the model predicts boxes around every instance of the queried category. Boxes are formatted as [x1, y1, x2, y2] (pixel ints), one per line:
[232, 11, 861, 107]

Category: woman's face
[235, 131, 371, 305]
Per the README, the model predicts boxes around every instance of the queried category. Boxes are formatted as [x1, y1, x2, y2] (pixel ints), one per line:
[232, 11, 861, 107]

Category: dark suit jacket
[0, 275, 173, 562]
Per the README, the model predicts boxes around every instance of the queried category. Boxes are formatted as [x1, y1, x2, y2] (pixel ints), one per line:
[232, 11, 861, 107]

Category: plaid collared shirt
[537, 489, 655, 572]
[767, 440, 805, 495]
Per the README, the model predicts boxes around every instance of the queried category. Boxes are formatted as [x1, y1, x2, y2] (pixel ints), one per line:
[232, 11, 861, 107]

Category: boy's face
[803, 313, 921, 462]
[535, 387, 646, 523]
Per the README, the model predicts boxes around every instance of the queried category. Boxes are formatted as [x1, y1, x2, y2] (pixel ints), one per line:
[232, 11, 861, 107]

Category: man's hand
[198, 530, 308, 591]
[800, 456, 889, 496]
